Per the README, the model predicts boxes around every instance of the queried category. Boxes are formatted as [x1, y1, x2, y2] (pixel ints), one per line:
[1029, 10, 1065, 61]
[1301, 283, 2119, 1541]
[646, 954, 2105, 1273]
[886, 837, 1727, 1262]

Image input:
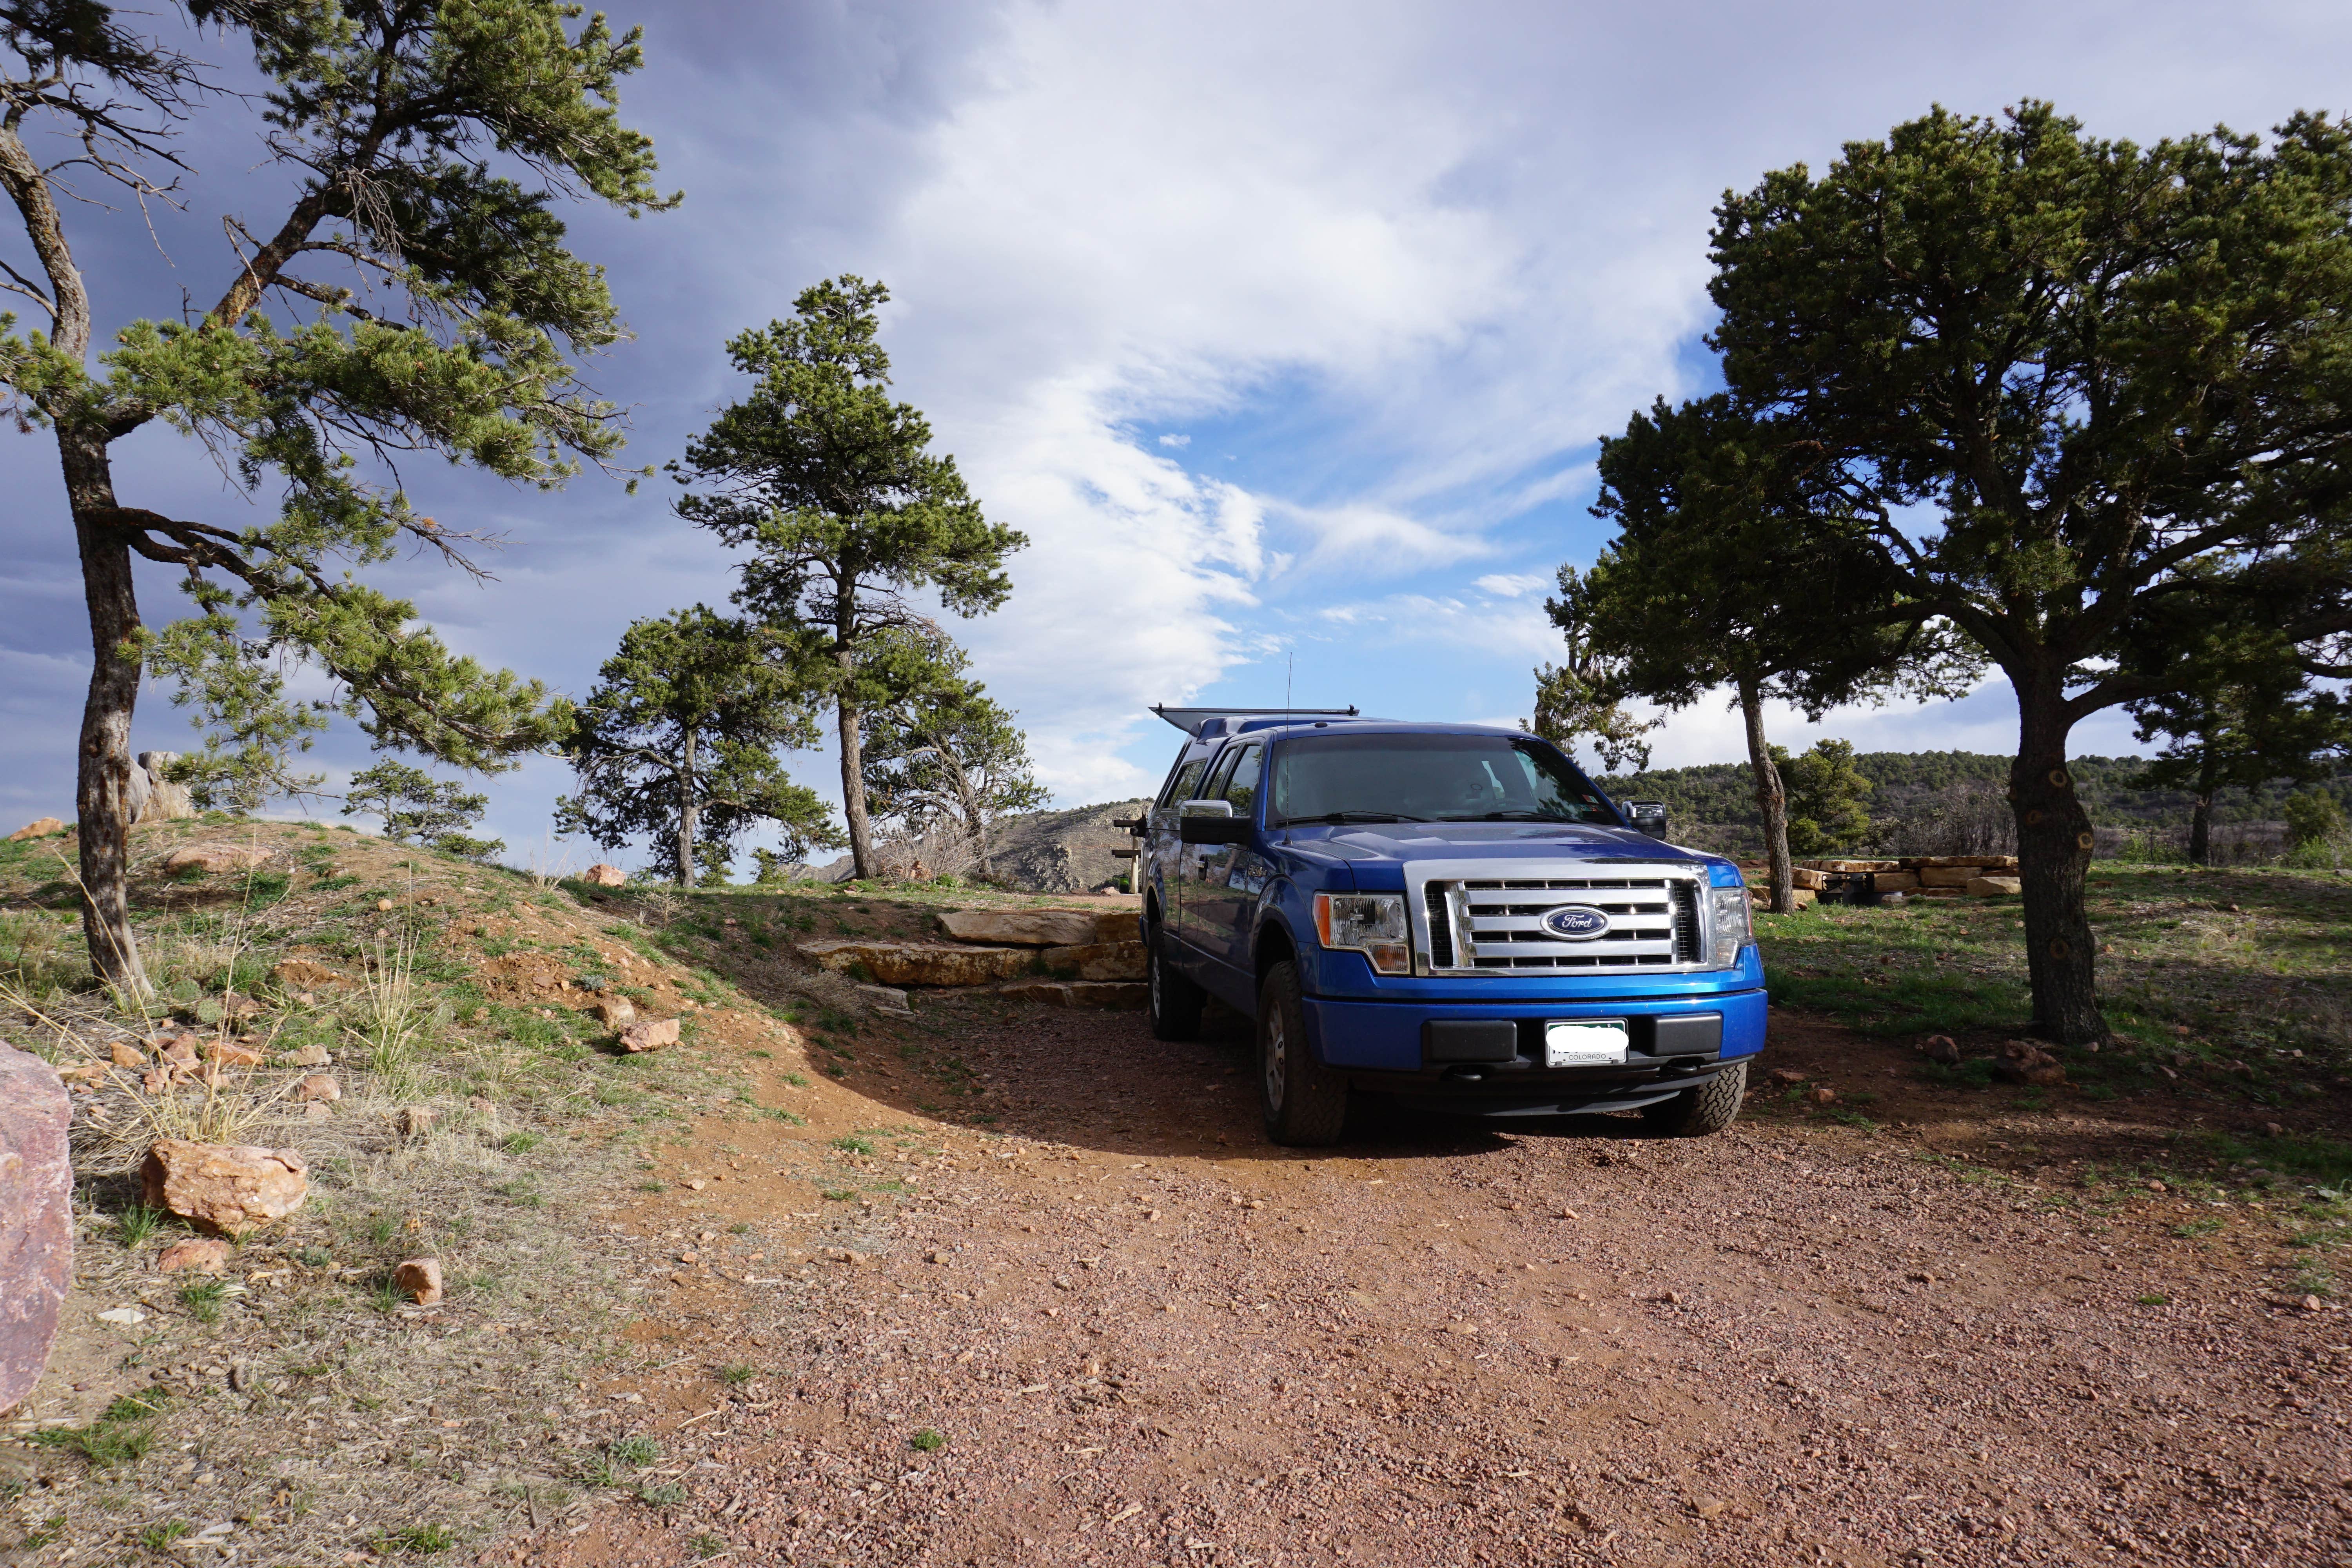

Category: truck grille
[1422, 873, 1707, 975]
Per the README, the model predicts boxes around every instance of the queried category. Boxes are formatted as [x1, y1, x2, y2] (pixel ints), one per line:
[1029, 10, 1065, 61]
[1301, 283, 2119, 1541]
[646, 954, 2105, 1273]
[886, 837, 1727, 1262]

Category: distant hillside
[1599, 750, 2352, 861]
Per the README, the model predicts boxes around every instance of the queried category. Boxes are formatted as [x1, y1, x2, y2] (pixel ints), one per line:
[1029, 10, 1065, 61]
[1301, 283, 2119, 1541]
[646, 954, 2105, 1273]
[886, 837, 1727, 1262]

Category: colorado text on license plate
[1544, 1021, 1630, 1067]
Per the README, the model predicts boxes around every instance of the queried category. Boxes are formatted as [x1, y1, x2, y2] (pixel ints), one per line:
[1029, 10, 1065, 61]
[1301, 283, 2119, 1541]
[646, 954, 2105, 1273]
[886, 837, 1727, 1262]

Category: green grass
[378, 1522, 459, 1554]
[137, 1520, 193, 1550]
[909, 1428, 946, 1452]
[31, 1390, 172, 1468]
[718, 1363, 757, 1387]
[636, 1479, 689, 1507]
[608, 1435, 659, 1466]
[830, 1135, 875, 1155]
[114, 1204, 170, 1250]
[177, 1278, 232, 1324]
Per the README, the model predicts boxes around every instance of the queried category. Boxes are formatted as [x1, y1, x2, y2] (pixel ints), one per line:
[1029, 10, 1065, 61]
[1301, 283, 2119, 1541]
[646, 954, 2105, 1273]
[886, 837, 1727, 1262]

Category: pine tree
[1777, 740, 1875, 855]
[860, 628, 1047, 879]
[0, 2, 676, 987]
[342, 760, 503, 862]
[670, 277, 1028, 878]
[556, 607, 841, 887]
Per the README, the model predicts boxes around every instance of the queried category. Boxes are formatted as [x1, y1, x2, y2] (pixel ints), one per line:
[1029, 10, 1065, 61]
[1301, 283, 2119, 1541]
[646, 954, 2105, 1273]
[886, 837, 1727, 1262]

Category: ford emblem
[1540, 904, 1610, 941]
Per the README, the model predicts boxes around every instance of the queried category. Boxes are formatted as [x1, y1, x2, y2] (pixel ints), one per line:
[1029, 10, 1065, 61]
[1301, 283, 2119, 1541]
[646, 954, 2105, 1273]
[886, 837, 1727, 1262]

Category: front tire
[1148, 928, 1203, 1042]
[1258, 960, 1348, 1146]
[1640, 1061, 1748, 1137]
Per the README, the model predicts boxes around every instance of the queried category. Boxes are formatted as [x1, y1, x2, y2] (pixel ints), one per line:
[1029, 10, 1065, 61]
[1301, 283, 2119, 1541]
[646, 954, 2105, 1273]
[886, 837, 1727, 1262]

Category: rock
[1921, 1034, 1962, 1065]
[936, 909, 1138, 947]
[0, 1044, 72, 1416]
[94, 1307, 145, 1325]
[620, 1017, 681, 1054]
[1918, 866, 1980, 888]
[1916, 855, 2017, 869]
[141, 1140, 309, 1236]
[797, 938, 1034, 987]
[156, 1238, 230, 1274]
[1966, 876, 2022, 898]
[1803, 858, 1901, 873]
[1872, 871, 1923, 893]
[1787, 867, 1830, 891]
[287, 1044, 331, 1068]
[302, 1101, 333, 1121]
[993, 980, 1150, 1011]
[1994, 1040, 2067, 1087]
[163, 844, 271, 875]
[581, 863, 627, 887]
[590, 996, 637, 1029]
[6, 816, 65, 842]
[110, 1040, 146, 1069]
[158, 1036, 199, 1068]
[1766, 1067, 1809, 1086]
[203, 1040, 265, 1068]
[131, 753, 194, 825]
[1040, 940, 1148, 982]
[296, 1073, 341, 1102]
[394, 1257, 443, 1306]
[1805, 1085, 1839, 1106]
[396, 1106, 437, 1138]
[854, 984, 914, 1015]
[269, 958, 348, 991]
[1750, 887, 1817, 910]
[55, 1061, 108, 1085]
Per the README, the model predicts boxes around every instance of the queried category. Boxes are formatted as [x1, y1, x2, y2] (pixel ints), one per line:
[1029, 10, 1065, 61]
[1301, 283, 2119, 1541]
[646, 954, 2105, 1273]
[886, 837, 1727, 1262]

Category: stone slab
[993, 980, 1150, 1010]
[798, 939, 1034, 987]
[936, 909, 1138, 947]
[1040, 940, 1148, 981]
[1966, 876, 2022, 897]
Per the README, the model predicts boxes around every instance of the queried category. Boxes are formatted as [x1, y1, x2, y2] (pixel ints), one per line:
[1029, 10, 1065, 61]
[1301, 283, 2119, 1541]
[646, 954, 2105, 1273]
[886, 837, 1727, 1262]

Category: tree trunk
[675, 727, 698, 889]
[1738, 675, 1795, 914]
[835, 607, 875, 877]
[64, 425, 151, 992]
[2009, 673, 2104, 1045]
[2188, 751, 2216, 866]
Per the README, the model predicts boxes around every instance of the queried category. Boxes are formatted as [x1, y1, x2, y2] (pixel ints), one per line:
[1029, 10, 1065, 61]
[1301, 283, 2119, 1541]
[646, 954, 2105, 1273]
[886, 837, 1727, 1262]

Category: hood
[1291, 821, 1718, 866]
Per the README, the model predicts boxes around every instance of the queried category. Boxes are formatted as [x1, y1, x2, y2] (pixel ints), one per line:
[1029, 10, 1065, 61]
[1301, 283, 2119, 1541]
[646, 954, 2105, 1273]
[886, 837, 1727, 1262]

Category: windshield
[1270, 733, 1620, 825]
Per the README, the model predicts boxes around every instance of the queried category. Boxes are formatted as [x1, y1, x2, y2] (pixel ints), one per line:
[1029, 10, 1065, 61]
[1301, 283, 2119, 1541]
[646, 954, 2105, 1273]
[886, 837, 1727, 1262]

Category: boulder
[935, 909, 1112, 947]
[131, 753, 194, 825]
[0, 1044, 72, 1416]
[620, 1017, 681, 1054]
[156, 1238, 230, 1274]
[994, 980, 1150, 1011]
[1040, 941, 1148, 982]
[1787, 867, 1830, 891]
[1918, 855, 2018, 870]
[140, 1140, 309, 1236]
[1966, 876, 2022, 898]
[1994, 1039, 2066, 1087]
[1749, 887, 1817, 910]
[163, 843, 271, 876]
[1920, 1034, 1962, 1065]
[798, 938, 1034, 987]
[855, 983, 914, 1016]
[581, 863, 627, 888]
[5, 816, 65, 842]
[394, 1257, 443, 1306]
[1804, 859, 1900, 873]
[1871, 871, 1922, 893]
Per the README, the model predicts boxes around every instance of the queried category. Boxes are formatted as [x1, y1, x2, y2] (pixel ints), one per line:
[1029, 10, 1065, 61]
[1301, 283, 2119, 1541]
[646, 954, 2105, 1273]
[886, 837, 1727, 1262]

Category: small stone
[157, 1238, 231, 1274]
[297, 1073, 341, 1103]
[591, 996, 637, 1030]
[110, 1041, 147, 1069]
[394, 1257, 443, 1306]
[270, 958, 347, 991]
[204, 1041, 265, 1068]
[397, 1106, 437, 1139]
[1767, 1067, 1808, 1087]
[1806, 1085, 1838, 1107]
[2264, 1122, 2284, 1138]
[375, 898, 394, 912]
[141, 1140, 308, 1236]
[2299, 1294, 2324, 1312]
[288, 1044, 331, 1068]
[581, 863, 627, 887]
[158, 1037, 199, 1068]
[620, 1017, 681, 1054]
[94, 1307, 146, 1325]
[1921, 1034, 1961, 1065]
[302, 1102, 333, 1121]
[1445, 1321, 1479, 1335]
[141, 1071, 168, 1096]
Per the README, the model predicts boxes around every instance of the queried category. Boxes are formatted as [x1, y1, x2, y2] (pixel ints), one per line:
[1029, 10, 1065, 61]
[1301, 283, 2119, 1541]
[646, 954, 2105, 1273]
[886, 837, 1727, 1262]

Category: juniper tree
[1574, 392, 1979, 909]
[860, 628, 1046, 879]
[1524, 566, 1657, 775]
[555, 606, 840, 887]
[341, 759, 502, 861]
[1706, 103, 2352, 1042]
[0, 1, 675, 986]
[1777, 739, 1875, 856]
[670, 277, 1028, 879]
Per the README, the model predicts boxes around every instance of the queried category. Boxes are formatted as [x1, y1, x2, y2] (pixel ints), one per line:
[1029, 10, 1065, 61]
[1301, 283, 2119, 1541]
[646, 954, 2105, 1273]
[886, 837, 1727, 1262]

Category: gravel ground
[492, 1004, 2350, 1568]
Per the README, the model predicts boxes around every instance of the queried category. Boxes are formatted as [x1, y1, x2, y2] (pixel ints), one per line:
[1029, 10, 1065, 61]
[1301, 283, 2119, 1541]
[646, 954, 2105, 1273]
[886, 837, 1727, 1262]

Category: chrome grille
[1414, 865, 1711, 976]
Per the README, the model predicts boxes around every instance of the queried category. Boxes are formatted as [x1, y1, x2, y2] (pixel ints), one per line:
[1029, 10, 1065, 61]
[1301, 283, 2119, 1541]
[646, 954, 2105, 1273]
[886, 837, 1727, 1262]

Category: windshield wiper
[1282, 811, 1431, 825]
[1438, 810, 1584, 822]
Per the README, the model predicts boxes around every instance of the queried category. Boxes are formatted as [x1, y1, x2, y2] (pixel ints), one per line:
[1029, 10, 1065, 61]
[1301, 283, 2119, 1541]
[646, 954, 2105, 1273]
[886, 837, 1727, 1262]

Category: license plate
[1544, 1021, 1630, 1067]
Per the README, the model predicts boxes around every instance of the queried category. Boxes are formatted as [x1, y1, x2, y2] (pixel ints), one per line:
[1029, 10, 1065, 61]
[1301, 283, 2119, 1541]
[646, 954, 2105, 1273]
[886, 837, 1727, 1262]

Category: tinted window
[1220, 744, 1264, 819]
[1159, 759, 1208, 808]
[1198, 747, 1240, 801]
[1270, 734, 1616, 824]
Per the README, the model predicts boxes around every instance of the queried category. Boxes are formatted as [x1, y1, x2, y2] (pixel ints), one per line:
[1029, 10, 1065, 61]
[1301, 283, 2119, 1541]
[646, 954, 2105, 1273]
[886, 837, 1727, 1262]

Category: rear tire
[1258, 961, 1348, 1146]
[1640, 1061, 1748, 1137]
[1148, 928, 1203, 1042]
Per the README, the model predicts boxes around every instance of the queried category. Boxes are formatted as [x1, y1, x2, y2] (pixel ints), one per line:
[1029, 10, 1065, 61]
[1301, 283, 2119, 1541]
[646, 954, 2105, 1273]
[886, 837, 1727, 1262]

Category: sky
[6, 0, 2351, 866]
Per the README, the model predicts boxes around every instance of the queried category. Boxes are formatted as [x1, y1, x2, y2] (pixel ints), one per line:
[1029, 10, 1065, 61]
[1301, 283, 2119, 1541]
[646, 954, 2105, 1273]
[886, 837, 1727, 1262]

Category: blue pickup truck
[1137, 707, 1766, 1146]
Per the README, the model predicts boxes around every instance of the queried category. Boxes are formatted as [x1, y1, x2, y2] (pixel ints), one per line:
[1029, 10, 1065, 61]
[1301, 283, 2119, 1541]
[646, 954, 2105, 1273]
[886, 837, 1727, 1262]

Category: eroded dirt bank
[505, 1008, 2350, 1568]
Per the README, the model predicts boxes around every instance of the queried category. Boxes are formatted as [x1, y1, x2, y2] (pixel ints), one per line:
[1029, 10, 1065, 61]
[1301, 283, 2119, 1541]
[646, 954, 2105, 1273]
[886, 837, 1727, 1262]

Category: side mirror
[1625, 800, 1670, 839]
[1179, 799, 1250, 844]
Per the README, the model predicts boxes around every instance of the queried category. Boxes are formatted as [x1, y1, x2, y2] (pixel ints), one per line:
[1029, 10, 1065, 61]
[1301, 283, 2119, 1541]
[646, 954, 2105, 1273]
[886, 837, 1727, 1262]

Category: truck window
[1198, 746, 1240, 802]
[1220, 743, 1263, 819]
[1270, 733, 1616, 825]
[1158, 757, 1208, 808]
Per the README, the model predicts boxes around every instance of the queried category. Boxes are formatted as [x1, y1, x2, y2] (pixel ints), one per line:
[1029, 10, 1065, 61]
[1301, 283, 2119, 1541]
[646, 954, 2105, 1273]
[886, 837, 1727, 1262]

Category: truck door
[1190, 740, 1265, 985]
[1170, 743, 1240, 956]
[1149, 753, 1209, 942]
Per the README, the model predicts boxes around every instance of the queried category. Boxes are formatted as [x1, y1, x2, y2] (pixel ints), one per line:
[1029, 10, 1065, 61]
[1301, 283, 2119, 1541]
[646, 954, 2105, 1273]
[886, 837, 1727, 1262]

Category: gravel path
[499, 1006, 2350, 1568]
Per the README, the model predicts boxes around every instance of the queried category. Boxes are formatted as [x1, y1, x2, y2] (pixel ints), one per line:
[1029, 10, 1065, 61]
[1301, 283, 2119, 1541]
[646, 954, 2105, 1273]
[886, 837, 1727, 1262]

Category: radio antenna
[1285, 649, 1294, 712]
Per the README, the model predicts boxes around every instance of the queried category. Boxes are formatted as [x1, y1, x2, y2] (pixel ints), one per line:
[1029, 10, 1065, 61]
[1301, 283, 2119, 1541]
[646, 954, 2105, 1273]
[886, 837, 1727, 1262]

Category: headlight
[1708, 886, 1754, 968]
[1314, 892, 1410, 975]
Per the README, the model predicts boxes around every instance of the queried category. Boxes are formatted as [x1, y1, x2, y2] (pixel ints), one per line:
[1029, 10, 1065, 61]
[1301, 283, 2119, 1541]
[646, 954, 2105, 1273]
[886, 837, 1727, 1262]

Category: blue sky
[5, 1, 2350, 865]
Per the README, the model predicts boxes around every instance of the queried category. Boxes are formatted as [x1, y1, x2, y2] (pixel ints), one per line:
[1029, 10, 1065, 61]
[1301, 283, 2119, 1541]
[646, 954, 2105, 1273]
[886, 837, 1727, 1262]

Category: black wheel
[1148, 927, 1203, 1042]
[1258, 960, 1348, 1146]
[1640, 1061, 1748, 1137]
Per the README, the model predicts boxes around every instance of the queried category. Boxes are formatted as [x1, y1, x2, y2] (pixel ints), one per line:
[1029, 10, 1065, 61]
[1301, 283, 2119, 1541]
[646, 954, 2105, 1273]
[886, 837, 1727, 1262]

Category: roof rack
[1150, 704, 1359, 737]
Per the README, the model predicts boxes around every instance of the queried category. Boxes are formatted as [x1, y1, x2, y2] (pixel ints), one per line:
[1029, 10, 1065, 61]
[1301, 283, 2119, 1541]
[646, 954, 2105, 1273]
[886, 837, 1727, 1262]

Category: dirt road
[507, 1004, 2349, 1568]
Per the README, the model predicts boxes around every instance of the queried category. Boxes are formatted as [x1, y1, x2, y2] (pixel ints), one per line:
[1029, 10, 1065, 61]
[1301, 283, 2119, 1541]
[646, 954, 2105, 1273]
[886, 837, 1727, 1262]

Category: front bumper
[1298, 985, 1766, 1116]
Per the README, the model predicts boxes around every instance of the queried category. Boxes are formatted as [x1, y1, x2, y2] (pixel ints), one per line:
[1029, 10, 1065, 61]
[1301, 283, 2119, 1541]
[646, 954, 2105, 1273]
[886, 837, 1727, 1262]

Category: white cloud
[1158, 433, 1190, 448]
[1474, 572, 1553, 599]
